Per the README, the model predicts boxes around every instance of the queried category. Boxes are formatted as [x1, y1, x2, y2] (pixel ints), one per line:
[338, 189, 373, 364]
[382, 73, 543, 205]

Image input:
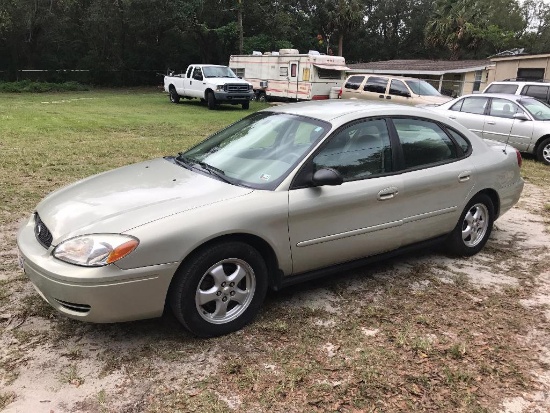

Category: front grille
[54, 298, 91, 314]
[34, 213, 53, 249]
[225, 84, 250, 93]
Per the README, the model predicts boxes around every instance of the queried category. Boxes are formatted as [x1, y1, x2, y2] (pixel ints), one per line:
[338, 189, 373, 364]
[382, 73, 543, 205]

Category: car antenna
[503, 99, 519, 154]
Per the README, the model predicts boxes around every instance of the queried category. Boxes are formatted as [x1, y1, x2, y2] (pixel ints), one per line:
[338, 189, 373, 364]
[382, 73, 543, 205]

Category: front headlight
[216, 85, 224, 91]
[53, 234, 139, 267]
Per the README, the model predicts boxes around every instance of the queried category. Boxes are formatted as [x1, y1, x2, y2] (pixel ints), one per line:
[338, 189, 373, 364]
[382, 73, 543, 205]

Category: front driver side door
[288, 118, 404, 274]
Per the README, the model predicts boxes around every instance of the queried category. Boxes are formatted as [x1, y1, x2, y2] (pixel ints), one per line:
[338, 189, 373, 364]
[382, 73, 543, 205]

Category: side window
[489, 98, 522, 119]
[344, 76, 365, 90]
[485, 84, 518, 94]
[389, 80, 410, 97]
[186, 67, 193, 78]
[280, 67, 288, 77]
[446, 128, 471, 154]
[450, 99, 464, 112]
[459, 97, 488, 115]
[364, 77, 388, 94]
[192, 68, 203, 80]
[393, 118, 457, 169]
[313, 119, 392, 181]
[522, 85, 550, 102]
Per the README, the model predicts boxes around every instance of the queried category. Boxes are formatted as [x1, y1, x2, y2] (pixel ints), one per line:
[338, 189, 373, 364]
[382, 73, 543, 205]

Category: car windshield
[520, 98, 550, 120]
[181, 112, 330, 189]
[203, 66, 238, 78]
[405, 80, 441, 96]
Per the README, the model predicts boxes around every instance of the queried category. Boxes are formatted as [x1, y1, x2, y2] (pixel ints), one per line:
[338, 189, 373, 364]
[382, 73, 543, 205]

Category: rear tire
[536, 137, 550, 165]
[445, 193, 494, 256]
[207, 91, 216, 110]
[258, 92, 267, 103]
[169, 87, 180, 104]
[169, 242, 268, 337]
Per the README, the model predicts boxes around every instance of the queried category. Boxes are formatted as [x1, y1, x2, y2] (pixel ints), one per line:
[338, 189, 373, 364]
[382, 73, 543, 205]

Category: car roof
[345, 74, 426, 82]
[459, 93, 540, 102]
[263, 99, 448, 123]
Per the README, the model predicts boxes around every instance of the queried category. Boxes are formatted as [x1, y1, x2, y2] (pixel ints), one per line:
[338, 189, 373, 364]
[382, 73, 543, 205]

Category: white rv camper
[229, 49, 349, 101]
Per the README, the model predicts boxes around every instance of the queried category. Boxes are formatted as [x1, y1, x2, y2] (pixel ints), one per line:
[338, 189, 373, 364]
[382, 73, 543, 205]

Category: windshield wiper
[176, 154, 233, 184]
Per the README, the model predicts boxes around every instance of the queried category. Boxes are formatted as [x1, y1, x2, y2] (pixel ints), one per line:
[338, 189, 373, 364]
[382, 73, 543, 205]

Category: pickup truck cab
[164, 64, 254, 110]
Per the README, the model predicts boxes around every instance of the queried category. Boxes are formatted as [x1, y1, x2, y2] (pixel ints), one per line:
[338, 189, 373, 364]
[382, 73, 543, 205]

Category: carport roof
[347, 59, 493, 75]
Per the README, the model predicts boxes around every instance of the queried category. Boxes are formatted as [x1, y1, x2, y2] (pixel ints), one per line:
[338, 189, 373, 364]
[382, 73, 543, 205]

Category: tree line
[1, 0, 549, 85]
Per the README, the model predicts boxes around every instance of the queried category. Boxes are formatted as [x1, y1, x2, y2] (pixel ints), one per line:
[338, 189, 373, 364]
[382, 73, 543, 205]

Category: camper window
[280, 67, 288, 77]
[317, 68, 341, 79]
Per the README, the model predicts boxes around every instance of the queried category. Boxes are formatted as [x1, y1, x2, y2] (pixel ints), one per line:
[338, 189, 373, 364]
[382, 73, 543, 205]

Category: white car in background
[432, 93, 550, 165]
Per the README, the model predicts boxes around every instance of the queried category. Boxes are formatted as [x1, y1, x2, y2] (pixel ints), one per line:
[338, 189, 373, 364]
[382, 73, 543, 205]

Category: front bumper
[17, 216, 179, 323]
[214, 90, 254, 102]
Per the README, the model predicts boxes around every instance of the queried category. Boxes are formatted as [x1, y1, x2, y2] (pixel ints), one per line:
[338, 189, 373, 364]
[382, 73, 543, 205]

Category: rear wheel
[536, 137, 550, 165]
[446, 194, 494, 256]
[169, 242, 268, 337]
[207, 91, 216, 110]
[169, 87, 180, 104]
[258, 92, 267, 103]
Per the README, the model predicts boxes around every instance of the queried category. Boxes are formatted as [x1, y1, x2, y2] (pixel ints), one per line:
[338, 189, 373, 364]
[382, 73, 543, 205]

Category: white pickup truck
[164, 64, 254, 110]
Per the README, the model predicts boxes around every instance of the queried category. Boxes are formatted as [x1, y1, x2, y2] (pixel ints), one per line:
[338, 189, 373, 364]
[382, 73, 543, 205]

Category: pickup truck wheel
[242, 101, 250, 110]
[207, 92, 216, 110]
[258, 92, 267, 103]
[169, 87, 180, 104]
[169, 242, 268, 337]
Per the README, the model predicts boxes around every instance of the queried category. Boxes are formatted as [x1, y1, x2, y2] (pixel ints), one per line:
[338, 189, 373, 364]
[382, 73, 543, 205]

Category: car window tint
[522, 85, 550, 102]
[450, 99, 464, 111]
[446, 128, 471, 154]
[389, 80, 410, 97]
[344, 76, 365, 90]
[393, 118, 457, 169]
[459, 97, 488, 115]
[485, 84, 518, 94]
[488, 98, 521, 119]
[313, 119, 391, 181]
[364, 77, 388, 94]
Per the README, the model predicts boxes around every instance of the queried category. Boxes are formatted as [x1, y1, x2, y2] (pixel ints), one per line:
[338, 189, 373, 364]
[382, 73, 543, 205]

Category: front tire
[536, 137, 550, 165]
[207, 91, 216, 110]
[169, 242, 268, 337]
[242, 101, 250, 110]
[446, 193, 494, 256]
[169, 87, 180, 104]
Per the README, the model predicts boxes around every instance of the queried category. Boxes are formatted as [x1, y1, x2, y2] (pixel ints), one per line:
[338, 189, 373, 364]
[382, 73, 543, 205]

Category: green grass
[0, 88, 264, 225]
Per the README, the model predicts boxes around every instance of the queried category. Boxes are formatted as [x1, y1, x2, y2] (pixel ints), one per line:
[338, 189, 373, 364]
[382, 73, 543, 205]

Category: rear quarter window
[521, 85, 550, 102]
[344, 76, 365, 90]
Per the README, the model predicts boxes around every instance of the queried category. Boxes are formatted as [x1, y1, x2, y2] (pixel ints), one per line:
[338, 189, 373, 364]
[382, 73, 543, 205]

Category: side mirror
[513, 113, 529, 121]
[312, 168, 343, 187]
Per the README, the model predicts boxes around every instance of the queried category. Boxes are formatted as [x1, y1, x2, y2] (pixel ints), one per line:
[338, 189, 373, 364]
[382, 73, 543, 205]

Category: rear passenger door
[390, 118, 476, 246]
[387, 79, 413, 105]
[361, 76, 390, 102]
[446, 96, 489, 137]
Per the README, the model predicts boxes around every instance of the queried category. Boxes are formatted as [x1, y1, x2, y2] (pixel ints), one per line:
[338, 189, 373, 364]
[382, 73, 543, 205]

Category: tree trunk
[338, 33, 343, 56]
[237, 0, 243, 54]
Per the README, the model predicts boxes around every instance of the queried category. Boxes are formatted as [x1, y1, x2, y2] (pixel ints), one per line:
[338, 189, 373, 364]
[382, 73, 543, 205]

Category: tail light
[515, 149, 522, 168]
[338, 88, 342, 98]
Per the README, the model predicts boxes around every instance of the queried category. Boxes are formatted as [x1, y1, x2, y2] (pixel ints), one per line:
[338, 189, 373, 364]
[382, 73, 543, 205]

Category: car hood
[36, 158, 254, 244]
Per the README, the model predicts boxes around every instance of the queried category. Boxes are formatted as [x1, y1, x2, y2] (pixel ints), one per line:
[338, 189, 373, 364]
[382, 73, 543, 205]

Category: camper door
[288, 61, 299, 99]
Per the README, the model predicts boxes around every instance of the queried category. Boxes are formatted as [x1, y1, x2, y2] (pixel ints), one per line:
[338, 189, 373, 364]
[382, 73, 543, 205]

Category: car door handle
[458, 171, 471, 182]
[486, 121, 496, 125]
[378, 95, 384, 99]
[377, 187, 399, 200]
[386, 96, 391, 99]
[449, 116, 456, 120]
